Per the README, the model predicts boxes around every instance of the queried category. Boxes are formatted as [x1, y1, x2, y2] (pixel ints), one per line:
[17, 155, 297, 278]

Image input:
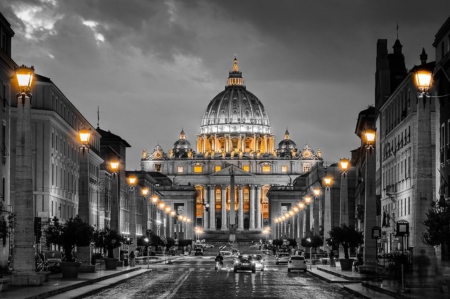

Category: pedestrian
[329, 250, 336, 267]
[129, 251, 135, 267]
[415, 249, 430, 286]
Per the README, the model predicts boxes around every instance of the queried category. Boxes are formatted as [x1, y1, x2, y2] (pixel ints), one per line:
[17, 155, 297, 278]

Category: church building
[141, 57, 323, 235]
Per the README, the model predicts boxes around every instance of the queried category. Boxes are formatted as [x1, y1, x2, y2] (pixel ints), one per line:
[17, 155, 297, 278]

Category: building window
[243, 165, 250, 172]
[262, 165, 271, 173]
[215, 165, 221, 172]
[177, 166, 184, 173]
[194, 165, 203, 173]
[154, 164, 161, 172]
[281, 166, 288, 173]
[303, 163, 311, 173]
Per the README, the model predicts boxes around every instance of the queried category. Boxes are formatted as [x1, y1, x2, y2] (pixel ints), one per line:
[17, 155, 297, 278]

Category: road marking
[156, 270, 190, 299]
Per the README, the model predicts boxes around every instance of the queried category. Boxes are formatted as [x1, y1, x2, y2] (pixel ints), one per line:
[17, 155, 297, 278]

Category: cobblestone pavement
[82, 254, 358, 299]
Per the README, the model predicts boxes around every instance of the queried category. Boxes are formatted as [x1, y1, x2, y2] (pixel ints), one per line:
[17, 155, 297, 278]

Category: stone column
[221, 185, 228, 230]
[249, 185, 255, 229]
[304, 205, 311, 237]
[299, 211, 304, 238]
[340, 173, 349, 225]
[238, 185, 244, 230]
[324, 187, 332, 243]
[256, 185, 262, 229]
[12, 92, 45, 285]
[313, 195, 320, 236]
[361, 148, 378, 272]
[79, 151, 91, 224]
[203, 186, 208, 229]
[209, 185, 216, 229]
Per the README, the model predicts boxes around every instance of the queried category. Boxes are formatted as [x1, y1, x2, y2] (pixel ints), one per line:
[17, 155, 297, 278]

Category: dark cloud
[2, 0, 450, 166]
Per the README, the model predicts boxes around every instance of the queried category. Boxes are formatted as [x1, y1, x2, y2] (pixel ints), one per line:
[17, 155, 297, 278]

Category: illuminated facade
[141, 58, 323, 232]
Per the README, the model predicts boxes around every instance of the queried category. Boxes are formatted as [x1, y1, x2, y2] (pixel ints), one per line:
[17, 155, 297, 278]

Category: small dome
[277, 130, 297, 157]
[171, 129, 192, 158]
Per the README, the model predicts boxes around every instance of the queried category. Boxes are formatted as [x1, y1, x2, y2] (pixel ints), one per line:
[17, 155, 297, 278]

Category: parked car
[276, 253, 290, 265]
[194, 248, 203, 256]
[204, 244, 214, 249]
[251, 254, 265, 271]
[287, 255, 307, 272]
[234, 255, 256, 273]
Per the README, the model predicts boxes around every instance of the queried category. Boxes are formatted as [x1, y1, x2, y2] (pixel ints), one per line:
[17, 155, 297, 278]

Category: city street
[81, 252, 357, 299]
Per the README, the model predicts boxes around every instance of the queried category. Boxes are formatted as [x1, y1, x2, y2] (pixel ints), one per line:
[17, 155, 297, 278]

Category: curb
[24, 267, 141, 299]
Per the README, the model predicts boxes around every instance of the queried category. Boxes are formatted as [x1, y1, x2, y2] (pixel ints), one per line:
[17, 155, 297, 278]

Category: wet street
[82, 251, 357, 299]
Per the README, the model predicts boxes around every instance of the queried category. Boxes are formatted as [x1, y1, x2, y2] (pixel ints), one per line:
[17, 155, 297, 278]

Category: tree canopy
[329, 224, 363, 259]
[422, 200, 450, 258]
[301, 235, 323, 249]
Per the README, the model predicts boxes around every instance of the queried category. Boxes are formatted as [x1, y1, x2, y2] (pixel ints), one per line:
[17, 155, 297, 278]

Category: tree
[286, 238, 297, 248]
[45, 216, 94, 262]
[328, 224, 363, 259]
[422, 200, 450, 259]
[92, 227, 125, 259]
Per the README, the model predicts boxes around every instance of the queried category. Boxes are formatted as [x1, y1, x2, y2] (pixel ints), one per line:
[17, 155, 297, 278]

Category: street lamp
[127, 175, 138, 191]
[361, 126, 378, 274]
[322, 176, 333, 190]
[304, 195, 312, 204]
[414, 69, 432, 94]
[12, 65, 44, 285]
[109, 160, 120, 176]
[78, 127, 91, 153]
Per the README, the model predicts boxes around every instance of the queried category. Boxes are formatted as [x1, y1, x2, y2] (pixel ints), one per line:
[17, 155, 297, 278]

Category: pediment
[210, 165, 254, 177]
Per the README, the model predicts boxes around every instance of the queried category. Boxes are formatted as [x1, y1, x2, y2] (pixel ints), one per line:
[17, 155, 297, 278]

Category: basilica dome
[200, 57, 271, 135]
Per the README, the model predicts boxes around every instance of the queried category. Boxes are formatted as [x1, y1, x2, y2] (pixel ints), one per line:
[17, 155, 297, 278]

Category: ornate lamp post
[12, 65, 45, 286]
[78, 127, 92, 227]
[339, 158, 350, 225]
[107, 159, 121, 233]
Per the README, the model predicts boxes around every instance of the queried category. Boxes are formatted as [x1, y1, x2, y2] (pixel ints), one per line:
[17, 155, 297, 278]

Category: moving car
[287, 255, 307, 272]
[234, 255, 256, 273]
[276, 253, 290, 265]
[251, 254, 265, 271]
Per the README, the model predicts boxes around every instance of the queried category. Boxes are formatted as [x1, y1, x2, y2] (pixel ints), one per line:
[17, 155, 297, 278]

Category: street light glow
[339, 158, 350, 172]
[15, 65, 34, 91]
[414, 69, 432, 92]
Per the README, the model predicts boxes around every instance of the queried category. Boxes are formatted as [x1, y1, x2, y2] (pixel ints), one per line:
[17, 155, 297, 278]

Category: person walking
[129, 251, 136, 267]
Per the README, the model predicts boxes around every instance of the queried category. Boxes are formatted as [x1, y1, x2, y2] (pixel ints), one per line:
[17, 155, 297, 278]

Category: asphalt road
[82, 247, 357, 299]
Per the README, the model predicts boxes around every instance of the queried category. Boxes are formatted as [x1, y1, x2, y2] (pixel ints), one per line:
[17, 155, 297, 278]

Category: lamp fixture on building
[151, 194, 159, 204]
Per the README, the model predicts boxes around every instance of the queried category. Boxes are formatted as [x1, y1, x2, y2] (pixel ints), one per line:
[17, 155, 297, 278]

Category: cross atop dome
[227, 55, 244, 87]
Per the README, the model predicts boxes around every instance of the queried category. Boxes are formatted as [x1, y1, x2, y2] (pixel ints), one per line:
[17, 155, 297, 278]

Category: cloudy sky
[2, 0, 450, 169]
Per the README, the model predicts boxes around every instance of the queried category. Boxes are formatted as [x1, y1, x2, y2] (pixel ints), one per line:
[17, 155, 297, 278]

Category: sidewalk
[1, 256, 181, 299]
[307, 261, 450, 299]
